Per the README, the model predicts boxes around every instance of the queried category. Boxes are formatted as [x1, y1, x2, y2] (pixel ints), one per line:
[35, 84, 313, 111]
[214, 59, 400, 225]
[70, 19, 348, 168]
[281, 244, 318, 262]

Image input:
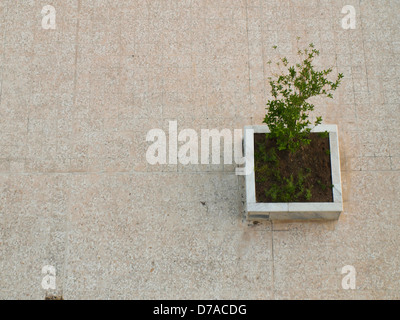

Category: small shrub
[264, 41, 343, 153]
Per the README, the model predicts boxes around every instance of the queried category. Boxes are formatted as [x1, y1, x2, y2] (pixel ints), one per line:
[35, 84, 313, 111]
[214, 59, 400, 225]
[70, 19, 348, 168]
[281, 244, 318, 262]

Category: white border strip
[245, 125, 343, 221]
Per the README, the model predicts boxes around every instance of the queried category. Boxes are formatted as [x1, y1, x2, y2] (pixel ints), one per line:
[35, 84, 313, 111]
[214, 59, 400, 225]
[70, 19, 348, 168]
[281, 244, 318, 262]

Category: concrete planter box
[244, 125, 343, 221]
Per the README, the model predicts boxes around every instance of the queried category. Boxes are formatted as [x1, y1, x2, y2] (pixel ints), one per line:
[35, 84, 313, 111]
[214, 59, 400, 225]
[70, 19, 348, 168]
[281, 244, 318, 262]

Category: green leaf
[263, 42, 343, 154]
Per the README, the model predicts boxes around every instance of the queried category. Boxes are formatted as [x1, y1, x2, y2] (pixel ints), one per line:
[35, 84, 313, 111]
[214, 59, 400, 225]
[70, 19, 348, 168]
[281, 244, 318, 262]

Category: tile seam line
[357, 0, 369, 120]
[0, 0, 9, 106]
[0, 170, 243, 176]
[271, 221, 275, 299]
[61, 0, 82, 299]
[259, 0, 267, 127]
[244, 0, 253, 123]
[358, 1, 397, 197]
[261, 0, 275, 299]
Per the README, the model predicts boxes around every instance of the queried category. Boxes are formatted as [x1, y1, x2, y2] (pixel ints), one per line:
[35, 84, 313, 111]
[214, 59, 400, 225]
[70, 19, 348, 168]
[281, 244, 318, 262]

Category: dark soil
[254, 133, 333, 203]
[45, 295, 64, 300]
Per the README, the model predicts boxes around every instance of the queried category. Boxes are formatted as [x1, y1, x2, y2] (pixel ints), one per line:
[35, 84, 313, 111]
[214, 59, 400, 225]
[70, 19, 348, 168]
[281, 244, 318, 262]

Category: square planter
[244, 124, 343, 221]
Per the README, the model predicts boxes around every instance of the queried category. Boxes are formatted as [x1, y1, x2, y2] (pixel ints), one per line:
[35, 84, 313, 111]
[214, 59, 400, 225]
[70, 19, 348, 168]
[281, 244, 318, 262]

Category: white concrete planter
[244, 125, 343, 221]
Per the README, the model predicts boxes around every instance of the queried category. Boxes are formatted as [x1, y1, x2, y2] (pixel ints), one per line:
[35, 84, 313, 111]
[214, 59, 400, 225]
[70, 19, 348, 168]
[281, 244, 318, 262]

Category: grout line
[357, 0, 370, 106]
[271, 221, 275, 299]
[244, 0, 253, 121]
[61, 0, 82, 299]
[259, 0, 267, 128]
[0, 0, 9, 106]
[0, 169, 244, 177]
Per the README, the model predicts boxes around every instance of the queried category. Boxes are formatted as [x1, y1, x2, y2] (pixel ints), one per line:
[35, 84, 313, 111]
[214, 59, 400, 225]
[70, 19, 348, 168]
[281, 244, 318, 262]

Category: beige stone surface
[0, 0, 399, 299]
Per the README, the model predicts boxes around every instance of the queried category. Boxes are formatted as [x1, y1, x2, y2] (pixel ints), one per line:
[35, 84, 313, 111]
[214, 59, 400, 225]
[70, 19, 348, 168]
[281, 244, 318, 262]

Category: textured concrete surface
[0, 0, 399, 299]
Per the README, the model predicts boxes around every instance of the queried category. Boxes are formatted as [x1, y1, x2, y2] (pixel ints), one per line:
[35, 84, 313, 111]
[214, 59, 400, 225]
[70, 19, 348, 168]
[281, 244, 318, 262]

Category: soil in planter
[254, 133, 333, 203]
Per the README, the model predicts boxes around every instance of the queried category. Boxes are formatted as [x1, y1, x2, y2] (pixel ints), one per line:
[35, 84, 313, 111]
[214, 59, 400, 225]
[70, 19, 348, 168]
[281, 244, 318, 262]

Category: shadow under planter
[244, 125, 343, 221]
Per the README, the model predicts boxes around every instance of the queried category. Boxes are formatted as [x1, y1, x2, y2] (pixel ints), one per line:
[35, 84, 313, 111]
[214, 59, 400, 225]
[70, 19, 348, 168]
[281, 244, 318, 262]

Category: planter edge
[244, 125, 343, 221]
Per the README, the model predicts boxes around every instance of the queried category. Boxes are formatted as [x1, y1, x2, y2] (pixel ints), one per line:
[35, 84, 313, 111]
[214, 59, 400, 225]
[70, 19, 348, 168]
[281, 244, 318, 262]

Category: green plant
[317, 179, 326, 191]
[264, 41, 343, 153]
[318, 131, 330, 139]
[317, 180, 334, 192]
[255, 142, 278, 163]
[305, 189, 312, 201]
[264, 169, 312, 202]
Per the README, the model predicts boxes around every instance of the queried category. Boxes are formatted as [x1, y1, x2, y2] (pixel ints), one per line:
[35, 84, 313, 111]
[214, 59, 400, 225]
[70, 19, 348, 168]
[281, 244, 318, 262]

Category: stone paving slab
[0, 0, 399, 299]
